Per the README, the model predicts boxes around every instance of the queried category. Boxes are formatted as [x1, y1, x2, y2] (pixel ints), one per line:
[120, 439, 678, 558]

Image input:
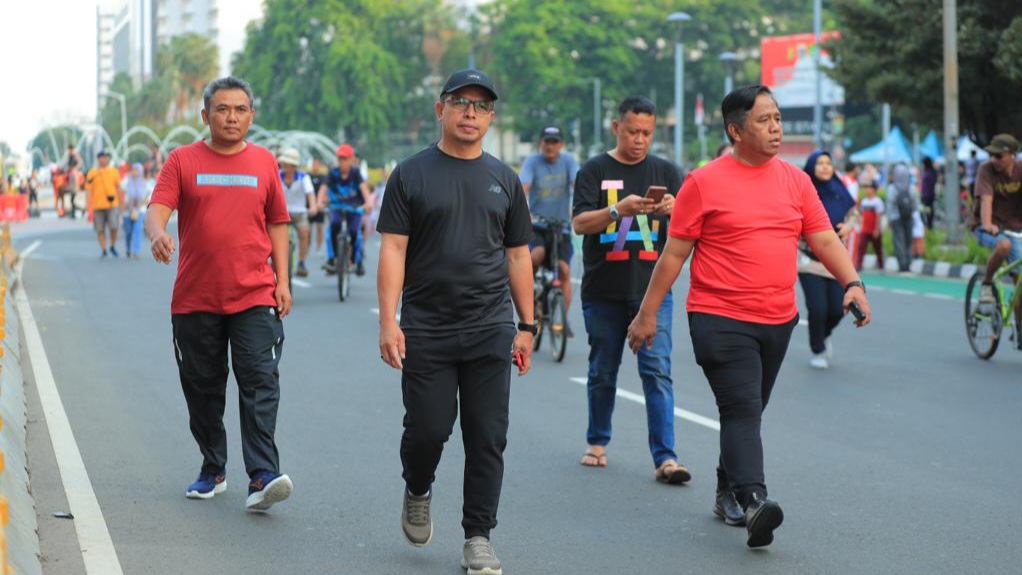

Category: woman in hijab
[121, 163, 148, 259]
[798, 151, 856, 369]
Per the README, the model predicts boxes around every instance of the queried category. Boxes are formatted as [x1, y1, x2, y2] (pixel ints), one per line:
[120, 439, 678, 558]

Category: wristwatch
[517, 322, 538, 335]
[609, 203, 620, 221]
[844, 280, 866, 293]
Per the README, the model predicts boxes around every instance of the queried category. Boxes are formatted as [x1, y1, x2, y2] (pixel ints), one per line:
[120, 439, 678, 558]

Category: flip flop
[655, 460, 692, 484]
[581, 450, 608, 467]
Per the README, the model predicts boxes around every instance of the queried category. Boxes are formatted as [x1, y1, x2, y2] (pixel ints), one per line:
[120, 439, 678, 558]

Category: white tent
[956, 137, 989, 162]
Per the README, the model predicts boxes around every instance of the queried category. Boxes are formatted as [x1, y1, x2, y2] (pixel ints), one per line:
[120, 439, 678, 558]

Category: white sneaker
[824, 337, 834, 359]
[809, 354, 829, 369]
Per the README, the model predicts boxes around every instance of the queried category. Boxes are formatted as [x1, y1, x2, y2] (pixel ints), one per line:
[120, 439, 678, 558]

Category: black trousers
[171, 305, 284, 477]
[689, 312, 797, 507]
[798, 273, 845, 355]
[401, 324, 516, 539]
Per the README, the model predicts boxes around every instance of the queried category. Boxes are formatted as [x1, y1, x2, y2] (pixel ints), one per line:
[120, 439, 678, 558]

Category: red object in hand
[513, 351, 524, 371]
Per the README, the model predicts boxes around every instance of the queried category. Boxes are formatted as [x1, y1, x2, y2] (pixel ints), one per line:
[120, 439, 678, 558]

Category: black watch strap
[517, 322, 538, 335]
[844, 280, 866, 293]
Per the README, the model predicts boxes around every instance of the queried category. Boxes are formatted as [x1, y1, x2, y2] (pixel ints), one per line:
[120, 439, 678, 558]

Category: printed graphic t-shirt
[669, 154, 832, 324]
[376, 145, 533, 334]
[973, 159, 1022, 230]
[150, 141, 289, 315]
[572, 152, 683, 302]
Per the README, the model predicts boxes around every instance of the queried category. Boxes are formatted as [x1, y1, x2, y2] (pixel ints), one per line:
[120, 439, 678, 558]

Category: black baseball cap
[440, 69, 498, 101]
[96, 150, 110, 157]
[540, 126, 564, 142]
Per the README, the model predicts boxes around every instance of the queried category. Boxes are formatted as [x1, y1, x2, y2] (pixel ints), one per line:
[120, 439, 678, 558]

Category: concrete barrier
[0, 222, 42, 575]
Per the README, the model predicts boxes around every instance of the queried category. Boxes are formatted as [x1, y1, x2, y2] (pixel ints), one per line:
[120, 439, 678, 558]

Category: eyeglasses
[992, 152, 1012, 160]
[444, 96, 495, 114]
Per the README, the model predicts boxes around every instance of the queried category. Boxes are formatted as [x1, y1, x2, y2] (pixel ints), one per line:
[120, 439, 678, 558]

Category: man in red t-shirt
[144, 76, 294, 513]
[627, 85, 872, 549]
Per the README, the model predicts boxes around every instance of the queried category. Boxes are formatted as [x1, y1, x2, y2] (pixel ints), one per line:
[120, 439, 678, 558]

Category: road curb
[0, 224, 43, 575]
[860, 254, 977, 279]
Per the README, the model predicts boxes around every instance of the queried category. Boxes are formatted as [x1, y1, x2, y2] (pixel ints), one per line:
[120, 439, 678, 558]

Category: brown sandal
[581, 450, 608, 467]
[655, 460, 691, 484]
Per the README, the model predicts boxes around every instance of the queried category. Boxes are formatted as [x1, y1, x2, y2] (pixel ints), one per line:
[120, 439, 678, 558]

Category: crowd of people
[13, 68, 1016, 575]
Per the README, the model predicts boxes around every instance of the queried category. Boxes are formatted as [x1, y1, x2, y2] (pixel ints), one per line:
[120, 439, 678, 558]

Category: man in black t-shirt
[376, 68, 534, 575]
[572, 95, 690, 483]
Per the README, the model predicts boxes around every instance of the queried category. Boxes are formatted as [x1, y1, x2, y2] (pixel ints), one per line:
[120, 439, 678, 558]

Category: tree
[829, 0, 1022, 140]
[232, 0, 467, 162]
[159, 33, 220, 121]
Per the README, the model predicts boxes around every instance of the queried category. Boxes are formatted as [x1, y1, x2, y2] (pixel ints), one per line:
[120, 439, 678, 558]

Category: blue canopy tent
[849, 126, 913, 164]
[918, 131, 944, 162]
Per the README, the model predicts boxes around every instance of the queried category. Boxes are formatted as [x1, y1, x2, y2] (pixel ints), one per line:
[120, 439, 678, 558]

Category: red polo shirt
[669, 155, 831, 324]
[151, 141, 289, 314]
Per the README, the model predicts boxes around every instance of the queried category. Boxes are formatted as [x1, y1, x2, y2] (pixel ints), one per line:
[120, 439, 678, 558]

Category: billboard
[760, 32, 844, 109]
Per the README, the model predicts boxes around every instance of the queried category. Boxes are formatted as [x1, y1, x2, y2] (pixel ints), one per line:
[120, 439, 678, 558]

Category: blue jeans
[122, 212, 143, 254]
[974, 228, 1022, 264]
[581, 293, 676, 467]
[328, 209, 363, 264]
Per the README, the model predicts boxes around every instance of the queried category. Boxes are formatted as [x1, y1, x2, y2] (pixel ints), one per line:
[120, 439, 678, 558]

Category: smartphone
[848, 301, 866, 322]
[645, 185, 667, 203]
[513, 350, 524, 371]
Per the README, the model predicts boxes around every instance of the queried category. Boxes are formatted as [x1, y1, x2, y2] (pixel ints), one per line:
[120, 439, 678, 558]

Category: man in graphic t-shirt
[145, 76, 294, 513]
[627, 85, 871, 548]
[571, 95, 689, 484]
[972, 134, 1022, 307]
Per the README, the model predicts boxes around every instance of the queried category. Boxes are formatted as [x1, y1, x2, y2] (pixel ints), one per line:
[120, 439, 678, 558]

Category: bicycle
[532, 216, 571, 362]
[327, 204, 365, 302]
[286, 220, 299, 293]
[964, 230, 1022, 359]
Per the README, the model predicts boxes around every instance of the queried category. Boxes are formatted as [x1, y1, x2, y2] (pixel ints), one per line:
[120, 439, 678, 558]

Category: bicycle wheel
[287, 236, 296, 293]
[532, 289, 544, 351]
[336, 232, 350, 301]
[964, 272, 1001, 359]
[548, 289, 568, 362]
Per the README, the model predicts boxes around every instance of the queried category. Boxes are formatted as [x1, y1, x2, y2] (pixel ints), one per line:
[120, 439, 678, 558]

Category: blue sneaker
[186, 471, 226, 499]
[109, 246, 119, 257]
[245, 470, 293, 512]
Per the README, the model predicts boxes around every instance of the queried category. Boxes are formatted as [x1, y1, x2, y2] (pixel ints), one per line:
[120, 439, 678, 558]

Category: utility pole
[943, 0, 961, 241]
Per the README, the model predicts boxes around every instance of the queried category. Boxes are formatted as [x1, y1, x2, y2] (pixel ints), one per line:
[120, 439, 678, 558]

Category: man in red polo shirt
[144, 76, 294, 512]
[627, 85, 871, 549]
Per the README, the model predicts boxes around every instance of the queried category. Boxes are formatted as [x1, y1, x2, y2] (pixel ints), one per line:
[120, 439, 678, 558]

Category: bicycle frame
[991, 252, 1022, 327]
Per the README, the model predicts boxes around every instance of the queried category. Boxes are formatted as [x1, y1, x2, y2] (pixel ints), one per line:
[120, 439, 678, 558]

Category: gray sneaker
[401, 490, 433, 547]
[461, 536, 502, 575]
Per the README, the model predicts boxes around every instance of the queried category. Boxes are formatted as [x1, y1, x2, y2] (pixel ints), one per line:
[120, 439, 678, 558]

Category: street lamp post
[942, 0, 961, 241]
[719, 51, 738, 141]
[592, 77, 602, 156]
[667, 12, 691, 168]
[99, 90, 127, 154]
[813, 0, 823, 150]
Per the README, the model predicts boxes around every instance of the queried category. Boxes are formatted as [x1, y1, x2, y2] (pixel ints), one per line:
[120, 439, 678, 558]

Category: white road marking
[13, 241, 125, 575]
[569, 377, 720, 431]
[291, 278, 312, 289]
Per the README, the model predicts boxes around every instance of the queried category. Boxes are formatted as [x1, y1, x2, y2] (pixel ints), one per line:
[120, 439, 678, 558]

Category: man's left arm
[805, 229, 872, 326]
[507, 244, 534, 375]
[268, 222, 292, 318]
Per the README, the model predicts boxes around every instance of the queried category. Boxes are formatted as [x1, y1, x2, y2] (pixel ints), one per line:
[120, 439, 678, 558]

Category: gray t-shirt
[520, 152, 579, 220]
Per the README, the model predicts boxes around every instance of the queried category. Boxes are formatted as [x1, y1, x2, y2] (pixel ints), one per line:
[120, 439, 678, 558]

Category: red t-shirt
[150, 141, 289, 314]
[669, 155, 831, 324]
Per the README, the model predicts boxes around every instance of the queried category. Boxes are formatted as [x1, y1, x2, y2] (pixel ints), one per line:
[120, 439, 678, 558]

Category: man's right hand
[616, 194, 658, 217]
[984, 223, 1000, 235]
[151, 233, 176, 264]
[380, 319, 406, 370]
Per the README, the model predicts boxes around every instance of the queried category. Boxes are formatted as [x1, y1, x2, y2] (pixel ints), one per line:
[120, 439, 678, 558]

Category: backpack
[895, 187, 914, 219]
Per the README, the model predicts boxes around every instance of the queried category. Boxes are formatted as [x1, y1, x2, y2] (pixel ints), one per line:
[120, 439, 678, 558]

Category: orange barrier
[0, 197, 27, 223]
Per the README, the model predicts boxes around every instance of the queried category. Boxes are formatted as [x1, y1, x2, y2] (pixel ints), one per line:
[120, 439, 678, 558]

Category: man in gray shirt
[520, 125, 580, 322]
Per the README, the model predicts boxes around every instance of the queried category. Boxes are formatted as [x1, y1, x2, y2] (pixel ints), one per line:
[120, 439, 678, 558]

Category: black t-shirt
[572, 152, 683, 301]
[377, 145, 533, 334]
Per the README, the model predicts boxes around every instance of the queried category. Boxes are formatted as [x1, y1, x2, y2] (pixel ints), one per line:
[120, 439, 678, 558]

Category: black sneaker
[744, 493, 783, 548]
[110, 246, 119, 257]
[713, 489, 745, 526]
[323, 258, 337, 275]
[355, 261, 365, 276]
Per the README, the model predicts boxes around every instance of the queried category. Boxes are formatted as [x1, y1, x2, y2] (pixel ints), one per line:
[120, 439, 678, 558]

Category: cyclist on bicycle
[972, 134, 1022, 305]
[278, 148, 317, 277]
[520, 125, 579, 330]
[317, 143, 371, 276]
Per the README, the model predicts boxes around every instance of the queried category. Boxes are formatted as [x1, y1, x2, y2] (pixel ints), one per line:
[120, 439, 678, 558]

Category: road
[12, 215, 1022, 575]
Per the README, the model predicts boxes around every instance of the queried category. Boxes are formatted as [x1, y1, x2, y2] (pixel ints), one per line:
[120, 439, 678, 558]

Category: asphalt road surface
[13, 218, 1022, 575]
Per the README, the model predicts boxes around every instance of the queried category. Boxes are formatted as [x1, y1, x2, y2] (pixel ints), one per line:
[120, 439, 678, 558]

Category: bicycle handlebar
[1001, 230, 1022, 240]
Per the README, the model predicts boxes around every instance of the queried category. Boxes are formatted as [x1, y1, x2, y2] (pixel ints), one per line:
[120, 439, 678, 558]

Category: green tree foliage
[233, 0, 467, 159]
[481, 0, 827, 161]
[829, 0, 1022, 139]
[27, 125, 83, 169]
[159, 33, 221, 121]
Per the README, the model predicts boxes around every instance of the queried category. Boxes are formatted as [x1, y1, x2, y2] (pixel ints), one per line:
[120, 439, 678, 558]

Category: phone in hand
[645, 185, 667, 203]
[848, 301, 866, 322]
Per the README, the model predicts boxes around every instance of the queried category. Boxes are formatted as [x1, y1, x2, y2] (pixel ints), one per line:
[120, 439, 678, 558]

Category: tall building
[156, 0, 218, 46]
[96, 0, 218, 98]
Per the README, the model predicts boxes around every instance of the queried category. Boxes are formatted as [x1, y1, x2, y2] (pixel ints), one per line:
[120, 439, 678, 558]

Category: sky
[0, 0, 264, 155]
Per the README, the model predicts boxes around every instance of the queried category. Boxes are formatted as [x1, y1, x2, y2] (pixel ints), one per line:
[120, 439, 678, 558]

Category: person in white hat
[278, 148, 317, 277]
